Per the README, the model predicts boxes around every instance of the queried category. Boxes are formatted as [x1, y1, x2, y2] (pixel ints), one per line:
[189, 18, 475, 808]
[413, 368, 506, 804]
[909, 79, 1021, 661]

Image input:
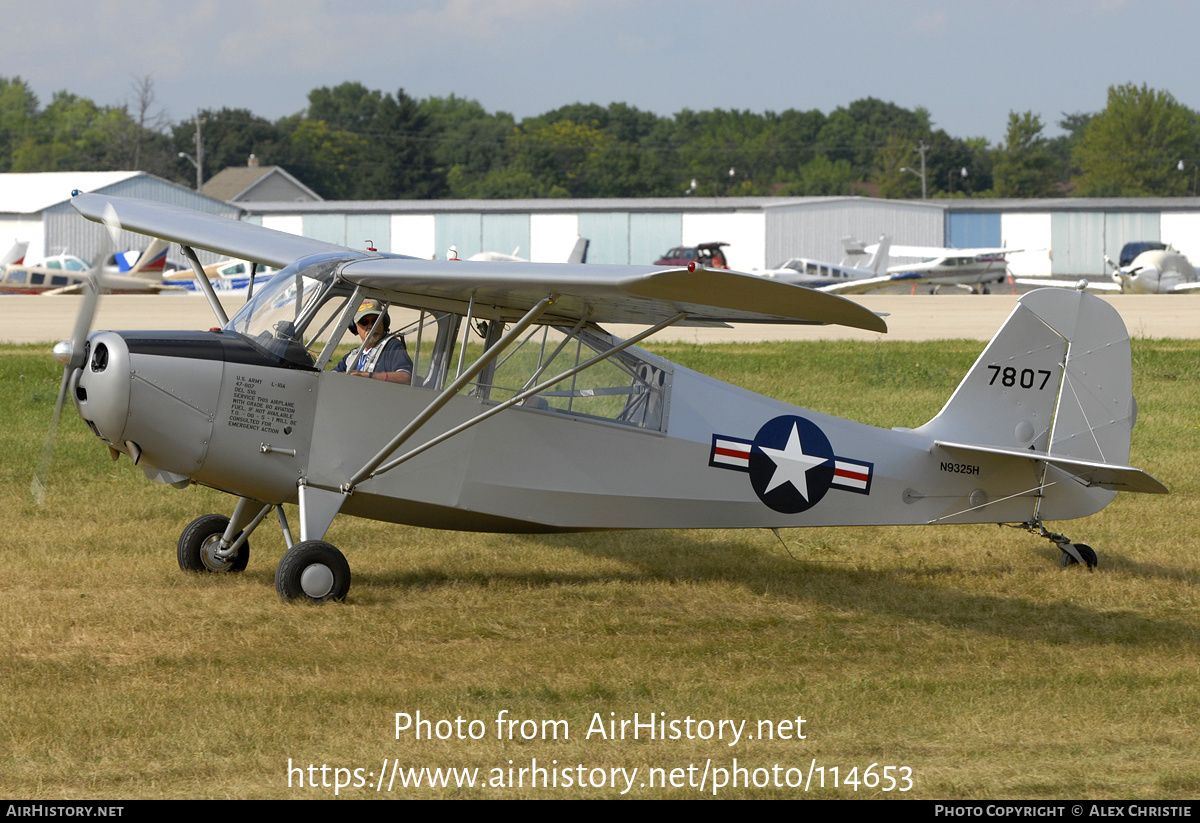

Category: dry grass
[0, 339, 1197, 799]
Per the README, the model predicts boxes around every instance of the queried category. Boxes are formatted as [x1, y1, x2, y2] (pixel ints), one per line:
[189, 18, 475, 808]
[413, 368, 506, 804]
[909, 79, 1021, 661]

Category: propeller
[30, 206, 121, 504]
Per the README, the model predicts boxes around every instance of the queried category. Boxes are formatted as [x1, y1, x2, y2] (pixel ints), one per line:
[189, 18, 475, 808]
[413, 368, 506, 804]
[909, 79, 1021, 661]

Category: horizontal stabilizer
[935, 440, 1168, 495]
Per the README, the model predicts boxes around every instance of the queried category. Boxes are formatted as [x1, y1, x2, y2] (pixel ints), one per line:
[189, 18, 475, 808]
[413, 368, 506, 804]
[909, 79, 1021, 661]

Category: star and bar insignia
[710, 415, 873, 514]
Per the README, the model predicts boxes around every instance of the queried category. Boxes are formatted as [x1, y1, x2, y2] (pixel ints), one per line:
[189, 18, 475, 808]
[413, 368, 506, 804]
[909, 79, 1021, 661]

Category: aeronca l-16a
[40, 193, 1167, 602]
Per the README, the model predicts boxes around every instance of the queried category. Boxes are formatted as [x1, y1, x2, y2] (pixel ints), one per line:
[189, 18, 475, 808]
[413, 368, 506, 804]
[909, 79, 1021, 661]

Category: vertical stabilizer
[916, 288, 1139, 518]
[567, 237, 590, 264]
[866, 236, 891, 274]
[918, 289, 1133, 460]
[1, 240, 29, 267]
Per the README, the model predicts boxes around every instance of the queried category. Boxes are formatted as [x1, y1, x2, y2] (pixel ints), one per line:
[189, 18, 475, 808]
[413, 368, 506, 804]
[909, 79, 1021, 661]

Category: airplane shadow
[341, 529, 1200, 650]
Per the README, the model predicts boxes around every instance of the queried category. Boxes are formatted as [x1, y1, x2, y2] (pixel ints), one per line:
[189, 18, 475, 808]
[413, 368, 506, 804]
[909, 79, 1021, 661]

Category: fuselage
[68, 321, 1098, 535]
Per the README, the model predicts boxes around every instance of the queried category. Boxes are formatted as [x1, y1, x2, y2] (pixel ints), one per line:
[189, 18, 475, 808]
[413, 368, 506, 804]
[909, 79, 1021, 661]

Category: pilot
[334, 299, 413, 384]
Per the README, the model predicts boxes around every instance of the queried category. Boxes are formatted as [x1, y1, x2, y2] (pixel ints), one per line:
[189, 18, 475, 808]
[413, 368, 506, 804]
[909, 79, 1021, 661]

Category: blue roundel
[748, 416, 836, 514]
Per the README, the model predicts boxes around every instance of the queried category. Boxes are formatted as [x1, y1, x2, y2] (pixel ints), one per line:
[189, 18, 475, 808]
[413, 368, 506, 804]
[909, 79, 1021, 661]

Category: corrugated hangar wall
[763, 200, 943, 268]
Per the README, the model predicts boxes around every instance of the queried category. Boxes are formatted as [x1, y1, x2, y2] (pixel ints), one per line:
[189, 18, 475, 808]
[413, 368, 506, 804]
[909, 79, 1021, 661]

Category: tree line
[1, 77, 1196, 201]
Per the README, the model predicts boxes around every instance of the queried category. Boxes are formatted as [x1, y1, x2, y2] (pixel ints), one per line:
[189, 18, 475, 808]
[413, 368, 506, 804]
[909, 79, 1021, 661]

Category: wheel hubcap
[300, 563, 335, 598]
[201, 535, 234, 572]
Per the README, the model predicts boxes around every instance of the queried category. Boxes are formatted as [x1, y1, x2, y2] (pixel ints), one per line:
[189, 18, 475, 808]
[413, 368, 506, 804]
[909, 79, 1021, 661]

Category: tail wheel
[275, 540, 351, 603]
[178, 514, 250, 573]
[1059, 543, 1098, 569]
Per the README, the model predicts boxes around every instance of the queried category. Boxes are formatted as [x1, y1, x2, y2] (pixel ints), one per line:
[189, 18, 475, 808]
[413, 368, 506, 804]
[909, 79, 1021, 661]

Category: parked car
[654, 242, 730, 269]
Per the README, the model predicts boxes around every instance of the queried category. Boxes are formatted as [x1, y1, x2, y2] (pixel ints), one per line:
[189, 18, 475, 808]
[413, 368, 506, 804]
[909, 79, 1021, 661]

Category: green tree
[872, 133, 923, 199]
[993, 112, 1057, 197]
[1072, 84, 1197, 196]
[421, 94, 514, 196]
[11, 91, 135, 172]
[284, 117, 369, 199]
[0, 77, 40, 172]
[303, 82, 445, 198]
[172, 108, 284, 184]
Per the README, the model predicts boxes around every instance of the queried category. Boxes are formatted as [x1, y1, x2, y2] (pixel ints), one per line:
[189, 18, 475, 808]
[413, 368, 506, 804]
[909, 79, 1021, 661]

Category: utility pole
[899, 140, 930, 200]
[178, 115, 205, 192]
[915, 141, 928, 200]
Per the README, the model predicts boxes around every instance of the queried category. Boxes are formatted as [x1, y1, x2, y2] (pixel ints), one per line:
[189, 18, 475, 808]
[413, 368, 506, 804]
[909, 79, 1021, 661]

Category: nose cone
[74, 332, 132, 449]
[52, 341, 73, 366]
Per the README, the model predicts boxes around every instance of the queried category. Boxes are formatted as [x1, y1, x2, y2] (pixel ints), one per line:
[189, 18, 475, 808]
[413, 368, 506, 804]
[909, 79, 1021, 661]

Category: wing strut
[180, 244, 229, 327]
[344, 294, 556, 490]
[361, 311, 689, 483]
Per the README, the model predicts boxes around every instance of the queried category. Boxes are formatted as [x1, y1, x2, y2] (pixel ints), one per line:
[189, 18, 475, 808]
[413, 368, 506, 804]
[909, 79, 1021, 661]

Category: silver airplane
[848, 239, 1024, 294]
[42, 193, 1167, 602]
[1015, 248, 1200, 295]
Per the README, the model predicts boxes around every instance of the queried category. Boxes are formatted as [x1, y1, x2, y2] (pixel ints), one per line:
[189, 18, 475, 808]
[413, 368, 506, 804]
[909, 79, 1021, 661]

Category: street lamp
[900, 141, 929, 199]
[178, 114, 205, 192]
[178, 152, 202, 192]
[1177, 160, 1197, 196]
[948, 166, 968, 194]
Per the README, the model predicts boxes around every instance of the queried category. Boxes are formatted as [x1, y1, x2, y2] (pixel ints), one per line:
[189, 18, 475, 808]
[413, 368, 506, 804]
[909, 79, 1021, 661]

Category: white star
[758, 423, 830, 500]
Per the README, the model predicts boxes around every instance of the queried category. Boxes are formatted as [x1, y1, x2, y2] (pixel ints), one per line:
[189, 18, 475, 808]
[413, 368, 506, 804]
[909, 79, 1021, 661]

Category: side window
[310, 296, 446, 390]
[480, 324, 670, 430]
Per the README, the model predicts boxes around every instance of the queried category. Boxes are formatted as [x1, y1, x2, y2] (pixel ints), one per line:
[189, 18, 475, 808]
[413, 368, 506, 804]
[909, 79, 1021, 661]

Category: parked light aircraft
[846, 238, 1023, 294]
[164, 258, 282, 296]
[41, 193, 1167, 602]
[1016, 248, 1200, 295]
[757, 236, 923, 295]
[1, 237, 181, 294]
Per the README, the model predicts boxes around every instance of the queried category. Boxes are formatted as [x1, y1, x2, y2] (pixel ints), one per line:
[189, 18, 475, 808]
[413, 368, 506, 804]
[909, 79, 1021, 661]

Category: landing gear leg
[177, 498, 274, 573]
[1008, 520, 1098, 570]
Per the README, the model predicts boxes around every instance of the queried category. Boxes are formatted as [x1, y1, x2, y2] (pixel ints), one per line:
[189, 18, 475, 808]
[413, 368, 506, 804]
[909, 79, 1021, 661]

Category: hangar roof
[0, 171, 144, 214]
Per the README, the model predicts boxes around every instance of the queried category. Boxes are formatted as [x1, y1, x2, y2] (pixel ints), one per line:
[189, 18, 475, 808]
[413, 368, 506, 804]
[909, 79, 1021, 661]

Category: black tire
[275, 540, 351, 603]
[177, 514, 250, 573]
[1060, 543, 1098, 570]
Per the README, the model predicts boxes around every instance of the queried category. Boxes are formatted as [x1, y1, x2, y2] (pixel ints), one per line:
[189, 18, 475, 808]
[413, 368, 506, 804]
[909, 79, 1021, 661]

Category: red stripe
[835, 467, 869, 482]
[714, 446, 750, 459]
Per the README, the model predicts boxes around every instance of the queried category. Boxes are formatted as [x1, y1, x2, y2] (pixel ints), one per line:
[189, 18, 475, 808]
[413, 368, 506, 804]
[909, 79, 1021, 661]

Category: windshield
[223, 252, 357, 367]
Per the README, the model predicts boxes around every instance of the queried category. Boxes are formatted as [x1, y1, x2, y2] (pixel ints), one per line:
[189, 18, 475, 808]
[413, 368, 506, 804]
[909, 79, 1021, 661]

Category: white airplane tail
[1, 240, 29, 267]
[865, 236, 891, 274]
[916, 288, 1165, 520]
[125, 237, 169, 278]
[567, 236, 589, 264]
[841, 235, 891, 274]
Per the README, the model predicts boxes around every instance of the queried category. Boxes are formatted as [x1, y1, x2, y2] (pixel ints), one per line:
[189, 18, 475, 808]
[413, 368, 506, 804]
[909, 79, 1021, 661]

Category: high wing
[815, 271, 922, 295]
[73, 193, 887, 332]
[337, 257, 887, 330]
[879, 244, 1025, 260]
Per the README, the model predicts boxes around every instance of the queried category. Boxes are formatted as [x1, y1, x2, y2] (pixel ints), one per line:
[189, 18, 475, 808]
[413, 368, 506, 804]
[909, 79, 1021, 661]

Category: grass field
[1, 338, 1197, 799]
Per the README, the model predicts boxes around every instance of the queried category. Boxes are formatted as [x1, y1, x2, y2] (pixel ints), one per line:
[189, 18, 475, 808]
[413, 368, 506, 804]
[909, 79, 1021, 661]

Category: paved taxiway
[2, 292, 1197, 346]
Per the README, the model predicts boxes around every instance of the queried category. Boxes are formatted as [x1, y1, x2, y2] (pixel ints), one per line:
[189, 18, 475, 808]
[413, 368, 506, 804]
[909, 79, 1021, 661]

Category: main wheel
[1059, 543, 1098, 569]
[275, 540, 351, 603]
[178, 514, 250, 573]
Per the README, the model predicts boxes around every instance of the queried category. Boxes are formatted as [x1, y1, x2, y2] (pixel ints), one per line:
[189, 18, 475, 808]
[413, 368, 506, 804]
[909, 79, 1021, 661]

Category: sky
[4, 0, 1199, 145]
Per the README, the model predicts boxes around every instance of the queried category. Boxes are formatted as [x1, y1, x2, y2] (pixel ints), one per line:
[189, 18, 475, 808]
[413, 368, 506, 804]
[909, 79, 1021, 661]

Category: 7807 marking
[986, 365, 1052, 390]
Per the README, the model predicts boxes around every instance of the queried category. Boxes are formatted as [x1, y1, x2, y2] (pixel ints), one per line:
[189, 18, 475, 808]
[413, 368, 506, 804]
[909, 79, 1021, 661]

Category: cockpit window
[223, 253, 355, 368]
